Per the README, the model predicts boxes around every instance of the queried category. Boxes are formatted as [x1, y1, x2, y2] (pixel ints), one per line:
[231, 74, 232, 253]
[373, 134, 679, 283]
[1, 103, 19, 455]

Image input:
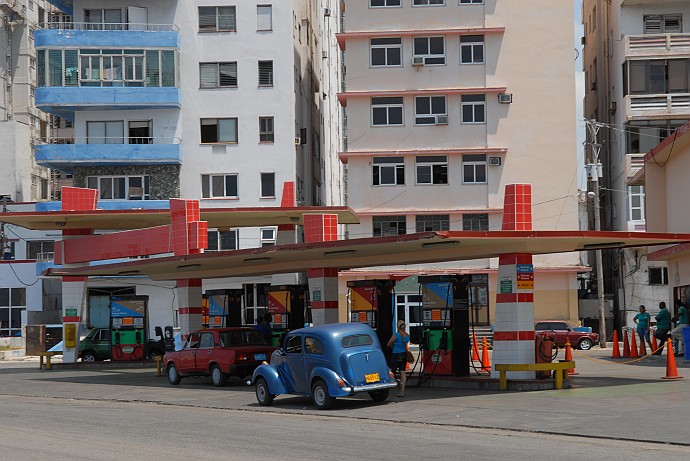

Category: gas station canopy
[43, 230, 690, 281]
[0, 206, 360, 230]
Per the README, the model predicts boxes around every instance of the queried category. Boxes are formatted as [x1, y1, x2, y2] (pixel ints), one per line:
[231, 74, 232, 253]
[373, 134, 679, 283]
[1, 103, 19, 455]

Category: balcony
[625, 153, 645, 179]
[623, 93, 690, 120]
[36, 22, 179, 49]
[625, 33, 690, 58]
[35, 137, 182, 172]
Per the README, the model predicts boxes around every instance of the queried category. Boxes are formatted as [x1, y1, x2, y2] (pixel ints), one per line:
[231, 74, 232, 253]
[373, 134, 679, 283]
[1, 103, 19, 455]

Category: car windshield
[219, 330, 267, 347]
[341, 334, 374, 348]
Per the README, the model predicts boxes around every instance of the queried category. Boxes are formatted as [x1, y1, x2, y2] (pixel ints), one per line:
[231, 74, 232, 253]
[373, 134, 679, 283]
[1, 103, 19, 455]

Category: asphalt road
[2, 394, 690, 461]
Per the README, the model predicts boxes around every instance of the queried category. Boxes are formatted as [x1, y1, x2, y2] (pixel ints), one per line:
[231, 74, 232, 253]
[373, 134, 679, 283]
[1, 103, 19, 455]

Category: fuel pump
[418, 275, 471, 377]
[202, 293, 228, 328]
[267, 285, 308, 346]
[109, 295, 148, 361]
[346, 280, 395, 359]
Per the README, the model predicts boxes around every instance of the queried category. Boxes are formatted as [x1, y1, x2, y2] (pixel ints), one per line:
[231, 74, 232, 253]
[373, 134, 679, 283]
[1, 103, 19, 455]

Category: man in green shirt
[671, 301, 689, 356]
[653, 302, 672, 355]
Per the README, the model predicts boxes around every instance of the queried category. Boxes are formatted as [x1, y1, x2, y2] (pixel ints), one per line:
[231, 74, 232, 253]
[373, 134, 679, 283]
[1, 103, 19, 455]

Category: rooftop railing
[626, 33, 690, 57]
[38, 22, 179, 32]
[40, 136, 182, 145]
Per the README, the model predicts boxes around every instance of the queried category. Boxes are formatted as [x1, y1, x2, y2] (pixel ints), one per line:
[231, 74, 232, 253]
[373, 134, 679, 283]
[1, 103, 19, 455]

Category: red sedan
[164, 327, 276, 386]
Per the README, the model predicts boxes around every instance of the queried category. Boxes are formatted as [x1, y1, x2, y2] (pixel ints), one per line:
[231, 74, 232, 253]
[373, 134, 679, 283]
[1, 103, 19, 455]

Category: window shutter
[145, 50, 160, 87]
[104, 9, 122, 26]
[258, 61, 273, 86]
[161, 51, 175, 87]
[198, 7, 216, 31]
[644, 15, 662, 34]
[200, 63, 218, 88]
[218, 62, 237, 87]
[665, 15, 682, 33]
[217, 6, 236, 31]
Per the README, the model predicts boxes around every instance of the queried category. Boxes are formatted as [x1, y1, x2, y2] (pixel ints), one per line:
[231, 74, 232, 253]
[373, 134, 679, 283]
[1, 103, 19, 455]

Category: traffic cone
[662, 339, 683, 380]
[639, 333, 647, 356]
[481, 337, 491, 373]
[565, 340, 577, 375]
[630, 331, 639, 358]
[471, 334, 480, 362]
[612, 330, 621, 358]
[652, 331, 658, 352]
[623, 330, 631, 358]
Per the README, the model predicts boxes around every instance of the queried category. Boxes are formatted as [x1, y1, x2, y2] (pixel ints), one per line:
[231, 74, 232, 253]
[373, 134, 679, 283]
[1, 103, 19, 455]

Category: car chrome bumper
[346, 381, 398, 394]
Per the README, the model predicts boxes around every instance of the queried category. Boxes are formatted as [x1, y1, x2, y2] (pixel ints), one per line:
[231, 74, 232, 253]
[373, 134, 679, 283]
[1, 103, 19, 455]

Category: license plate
[365, 373, 379, 383]
[254, 354, 266, 361]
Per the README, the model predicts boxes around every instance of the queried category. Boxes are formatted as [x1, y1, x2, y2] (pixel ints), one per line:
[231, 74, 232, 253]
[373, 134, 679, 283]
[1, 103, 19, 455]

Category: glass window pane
[389, 107, 403, 125]
[218, 119, 237, 142]
[212, 176, 224, 196]
[218, 6, 236, 30]
[225, 175, 238, 197]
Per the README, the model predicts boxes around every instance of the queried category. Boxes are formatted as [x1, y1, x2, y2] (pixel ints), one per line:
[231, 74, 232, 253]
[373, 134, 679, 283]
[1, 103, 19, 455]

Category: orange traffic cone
[481, 337, 491, 373]
[564, 340, 577, 375]
[630, 331, 639, 358]
[652, 331, 658, 352]
[623, 330, 631, 357]
[612, 330, 621, 358]
[471, 334, 480, 362]
[662, 339, 683, 380]
[639, 333, 647, 356]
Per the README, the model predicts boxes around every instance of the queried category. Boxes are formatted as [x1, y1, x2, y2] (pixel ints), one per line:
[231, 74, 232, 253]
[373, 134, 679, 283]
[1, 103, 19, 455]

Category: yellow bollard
[155, 355, 163, 377]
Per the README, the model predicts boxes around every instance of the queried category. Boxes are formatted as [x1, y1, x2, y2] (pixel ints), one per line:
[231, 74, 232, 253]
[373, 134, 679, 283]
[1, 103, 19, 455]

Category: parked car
[79, 327, 165, 362]
[164, 327, 276, 386]
[535, 321, 599, 350]
[252, 323, 398, 410]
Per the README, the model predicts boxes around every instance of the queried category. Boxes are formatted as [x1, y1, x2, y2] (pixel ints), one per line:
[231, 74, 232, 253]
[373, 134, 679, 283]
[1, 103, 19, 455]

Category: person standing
[387, 319, 410, 398]
[653, 302, 672, 355]
[670, 301, 689, 357]
[633, 305, 653, 350]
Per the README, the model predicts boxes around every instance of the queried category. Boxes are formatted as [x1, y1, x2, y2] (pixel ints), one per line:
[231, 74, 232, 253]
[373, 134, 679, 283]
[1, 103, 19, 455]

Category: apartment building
[337, 0, 582, 327]
[8, 0, 344, 332]
[582, 0, 690, 326]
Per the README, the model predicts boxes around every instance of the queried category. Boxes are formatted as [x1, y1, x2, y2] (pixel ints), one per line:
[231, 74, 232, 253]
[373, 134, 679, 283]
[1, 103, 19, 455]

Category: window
[462, 213, 489, 231]
[370, 0, 401, 6]
[86, 121, 124, 144]
[258, 60, 273, 86]
[259, 116, 274, 142]
[371, 97, 404, 126]
[185, 333, 201, 349]
[415, 215, 450, 232]
[625, 59, 690, 95]
[86, 176, 150, 200]
[201, 118, 238, 143]
[201, 174, 238, 198]
[0, 288, 26, 337]
[285, 335, 303, 354]
[305, 337, 324, 354]
[649, 267, 668, 286]
[260, 172, 275, 198]
[416, 156, 448, 184]
[84, 9, 122, 30]
[261, 228, 276, 246]
[461, 35, 484, 64]
[460, 0, 483, 3]
[342, 334, 374, 348]
[370, 38, 402, 67]
[199, 332, 214, 348]
[461, 94, 486, 123]
[462, 154, 487, 184]
[199, 62, 237, 88]
[199, 6, 236, 32]
[207, 229, 238, 251]
[373, 216, 407, 237]
[415, 96, 447, 125]
[413, 36, 445, 65]
[373, 156, 405, 186]
[27, 241, 54, 260]
[626, 120, 687, 154]
[257, 5, 272, 31]
[243, 283, 270, 324]
[413, 0, 444, 5]
[628, 186, 645, 221]
[644, 14, 682, 34]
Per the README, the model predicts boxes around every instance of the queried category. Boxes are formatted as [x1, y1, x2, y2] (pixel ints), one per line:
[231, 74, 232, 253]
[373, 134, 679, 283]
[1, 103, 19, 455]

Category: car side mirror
[279, 348, 286, 356]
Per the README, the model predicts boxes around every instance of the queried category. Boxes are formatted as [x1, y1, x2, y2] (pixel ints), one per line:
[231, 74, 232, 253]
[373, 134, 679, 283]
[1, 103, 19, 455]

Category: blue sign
[516, 264, 534, 273]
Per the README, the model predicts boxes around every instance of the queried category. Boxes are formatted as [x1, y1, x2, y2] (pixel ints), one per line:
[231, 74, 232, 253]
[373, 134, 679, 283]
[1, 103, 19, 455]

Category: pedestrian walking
[653, 302, 672, 355]
[633, 305, 653, 350]
[670, 300, 689, 357]
[387, 319, 410, 398]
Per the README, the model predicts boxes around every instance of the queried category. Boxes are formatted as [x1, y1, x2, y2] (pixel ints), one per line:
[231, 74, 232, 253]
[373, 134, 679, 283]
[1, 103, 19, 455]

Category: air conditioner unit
[435, 115, 448, 125]
[294, 136, 301, 145]
[324, 7, 331, 16]
[412, 56, 424, 66]
[489, 157, 502, 166]
[498, 93, 513, 104]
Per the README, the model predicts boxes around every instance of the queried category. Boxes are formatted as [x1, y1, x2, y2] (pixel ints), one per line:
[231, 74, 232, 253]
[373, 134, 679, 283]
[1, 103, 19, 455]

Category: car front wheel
[369, 389, 389, 402]
[311, 379, 335, 410]
[255, 377, 274, 406]
[167, 363, 182, 385]
[578, 338, 593, 350]
[211, 365, 228, 387]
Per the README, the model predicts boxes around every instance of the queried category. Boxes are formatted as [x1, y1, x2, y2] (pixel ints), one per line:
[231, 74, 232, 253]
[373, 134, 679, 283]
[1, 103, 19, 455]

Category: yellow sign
[517, 281, 534, 290]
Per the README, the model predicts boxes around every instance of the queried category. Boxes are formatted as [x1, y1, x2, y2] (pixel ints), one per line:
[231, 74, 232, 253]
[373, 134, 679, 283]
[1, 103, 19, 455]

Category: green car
[79, 328, 164, 362]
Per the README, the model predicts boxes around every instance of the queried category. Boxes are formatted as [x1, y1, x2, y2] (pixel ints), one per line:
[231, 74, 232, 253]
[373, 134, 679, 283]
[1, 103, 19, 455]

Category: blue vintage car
[252, 323, 398, 409]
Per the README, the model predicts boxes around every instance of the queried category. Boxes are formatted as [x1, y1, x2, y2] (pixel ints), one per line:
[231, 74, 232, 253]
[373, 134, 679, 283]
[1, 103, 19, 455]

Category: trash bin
[683, 326, 690, 361]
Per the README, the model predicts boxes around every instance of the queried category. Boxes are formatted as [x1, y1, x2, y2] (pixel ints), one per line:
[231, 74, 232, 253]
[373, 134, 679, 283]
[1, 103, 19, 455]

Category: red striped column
[305, 214, 339, 324]
[492, 184, 536, 379]
[60, 187, 98, 363]
[276, 181, 296, 245]
[177, 278, 203, 339]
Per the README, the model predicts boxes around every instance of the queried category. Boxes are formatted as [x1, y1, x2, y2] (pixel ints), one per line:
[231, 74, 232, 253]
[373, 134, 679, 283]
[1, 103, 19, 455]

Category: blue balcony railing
[36, 23, 179, 48]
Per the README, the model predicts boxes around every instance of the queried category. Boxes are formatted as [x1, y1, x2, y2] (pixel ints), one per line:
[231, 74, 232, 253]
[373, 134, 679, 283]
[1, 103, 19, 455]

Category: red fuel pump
[535, 332, 555, 378]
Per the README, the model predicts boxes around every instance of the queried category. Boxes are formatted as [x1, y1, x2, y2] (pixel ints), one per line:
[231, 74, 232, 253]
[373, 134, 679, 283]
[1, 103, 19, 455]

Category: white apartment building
[337, 0, 582, 326]
[0, 0, 344, 335]
[582, 0, 689, 325]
